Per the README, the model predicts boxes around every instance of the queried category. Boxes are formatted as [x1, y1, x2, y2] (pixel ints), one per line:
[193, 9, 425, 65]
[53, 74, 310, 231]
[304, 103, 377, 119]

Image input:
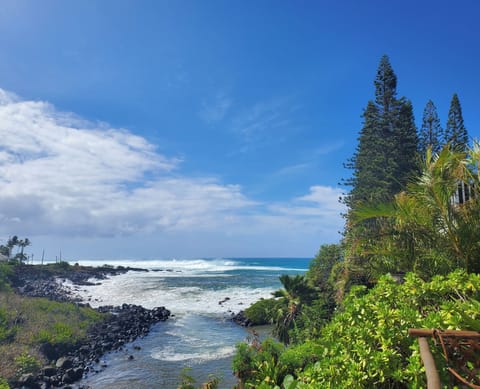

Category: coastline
[2, 259, 299, 388]
[5, 264, 170, 389]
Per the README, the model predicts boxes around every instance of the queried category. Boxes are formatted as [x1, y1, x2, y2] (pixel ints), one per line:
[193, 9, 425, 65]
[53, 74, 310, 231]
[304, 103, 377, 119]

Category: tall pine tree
[342, 55, 418, 286]
[418, 100, 442, 156]
[343, 55, 418, 209]
[444, 93, 468, 151]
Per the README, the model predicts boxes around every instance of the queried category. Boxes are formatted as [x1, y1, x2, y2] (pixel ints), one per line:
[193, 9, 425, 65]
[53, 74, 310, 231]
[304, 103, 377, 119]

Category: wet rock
[41, 366, 57, 377]
[56, 357, 73, 369]
[231, 310, 252, 327]
[18, 373, 38, 388]
[8, 265, 171, 388]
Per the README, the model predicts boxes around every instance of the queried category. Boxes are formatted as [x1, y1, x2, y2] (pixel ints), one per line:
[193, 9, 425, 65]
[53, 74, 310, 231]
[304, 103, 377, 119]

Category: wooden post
[418, 337, 441, 389]
[409, 329, 441, 389]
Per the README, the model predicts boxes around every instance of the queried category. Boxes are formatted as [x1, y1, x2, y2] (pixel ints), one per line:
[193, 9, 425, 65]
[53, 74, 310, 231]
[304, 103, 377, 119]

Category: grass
[0, 290, 105, 381]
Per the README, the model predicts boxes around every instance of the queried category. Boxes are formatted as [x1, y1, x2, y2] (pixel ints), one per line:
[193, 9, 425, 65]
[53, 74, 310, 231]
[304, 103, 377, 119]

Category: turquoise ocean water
[72, 257, 310, 388]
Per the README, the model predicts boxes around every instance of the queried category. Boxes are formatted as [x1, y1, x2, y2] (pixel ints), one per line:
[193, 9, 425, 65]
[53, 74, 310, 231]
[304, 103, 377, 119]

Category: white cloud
[267, 186, 345, 222]
[0, 90, 251, 236]
[0, 89, 344, 256]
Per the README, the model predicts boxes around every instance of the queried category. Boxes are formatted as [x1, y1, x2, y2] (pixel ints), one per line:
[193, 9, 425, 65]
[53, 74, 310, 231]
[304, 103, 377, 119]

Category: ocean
[70, 257, 311, 388]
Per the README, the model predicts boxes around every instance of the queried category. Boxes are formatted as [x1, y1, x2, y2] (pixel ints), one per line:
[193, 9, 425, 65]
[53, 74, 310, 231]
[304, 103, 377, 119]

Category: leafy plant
[351, 145, 480, 278]
[14, 352, 39, 376]
[177, 367, 196, 389]
[244, 298, 284, 325]
[0, 307, 16, 343]
[0, 377, 9, 389]
[0, 264, 12, 292]
[233, 270, 480, 388]
[35, 322, 74, 344]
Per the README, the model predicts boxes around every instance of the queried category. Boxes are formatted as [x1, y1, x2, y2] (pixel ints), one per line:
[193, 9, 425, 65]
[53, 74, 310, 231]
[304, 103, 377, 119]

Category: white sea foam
[72, 270, 274, 314]
[74, 258, 306, 274]
[151, 345, 236, 362]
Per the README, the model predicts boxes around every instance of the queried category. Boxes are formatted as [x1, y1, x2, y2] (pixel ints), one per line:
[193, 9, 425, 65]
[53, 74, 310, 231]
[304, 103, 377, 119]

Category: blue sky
[0, 0, 479, 260]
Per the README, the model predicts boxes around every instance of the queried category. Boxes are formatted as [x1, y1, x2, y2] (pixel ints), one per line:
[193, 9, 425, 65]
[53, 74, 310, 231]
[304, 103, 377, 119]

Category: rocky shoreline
[230, 310, 253, 327]
[8, 265, 170, 389]
[10, 264, 147, 302]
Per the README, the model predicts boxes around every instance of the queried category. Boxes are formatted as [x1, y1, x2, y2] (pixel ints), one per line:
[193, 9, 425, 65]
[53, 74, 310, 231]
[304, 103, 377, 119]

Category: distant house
[0, 253, 8, 262]
[452, 181, 475, 205]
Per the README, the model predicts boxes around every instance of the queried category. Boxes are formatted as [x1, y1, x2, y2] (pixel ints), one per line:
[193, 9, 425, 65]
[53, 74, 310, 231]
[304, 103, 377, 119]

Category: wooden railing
[409, 329, 480, 389]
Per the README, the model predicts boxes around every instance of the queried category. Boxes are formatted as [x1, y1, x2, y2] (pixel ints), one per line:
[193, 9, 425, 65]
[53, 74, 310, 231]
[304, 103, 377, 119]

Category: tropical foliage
[233, 271, 480, 388]
[271, 275, 317, 345]
[233, 56, 479, 389]
[352, 144, 480, 278]
[0, 236, 31, 263]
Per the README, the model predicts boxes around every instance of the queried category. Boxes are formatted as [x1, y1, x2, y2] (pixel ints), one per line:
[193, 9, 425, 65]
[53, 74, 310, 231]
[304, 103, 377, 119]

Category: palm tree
[272, 274, 316, 344]
[18, 238, 31, 263]
[6, 236, 19, 259]
[352, 144, 480, 277]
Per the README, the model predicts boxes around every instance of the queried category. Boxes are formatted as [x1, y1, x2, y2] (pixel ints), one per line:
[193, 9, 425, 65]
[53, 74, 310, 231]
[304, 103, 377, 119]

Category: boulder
[56, 356, 73, 369]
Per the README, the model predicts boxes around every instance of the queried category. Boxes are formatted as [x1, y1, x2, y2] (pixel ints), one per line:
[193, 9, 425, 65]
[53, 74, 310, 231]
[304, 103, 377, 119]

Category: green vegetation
[352, 145, 480, 277]
[177, 367, 221, 389]
[234, 271, 480, 388]
[0, 236, 31, 263]
[244, 298, 284, 326]
[0, 290, 104, 380]
[0, 264, 12, 292]
[233, 56, 480, 388]
[14, 352, 40, 376]
[418, 99, 442, 156]
[342, 55, 418, 210]
[445, 93, 468, 151]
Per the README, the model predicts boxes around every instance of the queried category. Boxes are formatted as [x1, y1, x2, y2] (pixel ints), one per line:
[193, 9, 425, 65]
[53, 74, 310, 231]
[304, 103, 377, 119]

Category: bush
[14, 352, 39, 376]
[0, 264, 12, 291]
[233, 270, 480, 388]
[244, 298, 285, 325]
[0, 307, 16, 343]
[35, 322, 74, 344]
[278, 340, 322, 374]
[0, 377, 9, 389]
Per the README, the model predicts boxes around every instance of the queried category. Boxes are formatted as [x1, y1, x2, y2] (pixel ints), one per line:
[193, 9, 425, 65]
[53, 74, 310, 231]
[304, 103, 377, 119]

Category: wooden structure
[409, 329, 480, 388]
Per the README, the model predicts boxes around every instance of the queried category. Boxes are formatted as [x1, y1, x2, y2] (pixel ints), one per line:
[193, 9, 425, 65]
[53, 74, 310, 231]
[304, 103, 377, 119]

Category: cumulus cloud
[266, 186, 345, 226]
[0, 90, 253, 236]
[0, 89, 344, 254]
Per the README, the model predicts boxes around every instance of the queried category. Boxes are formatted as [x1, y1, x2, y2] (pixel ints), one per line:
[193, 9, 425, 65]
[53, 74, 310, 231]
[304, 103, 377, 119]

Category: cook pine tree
[344, 55, 418, 211]
[418, 99, 442, 156]
[342, 55, 418, 285]
[444, 93, 468, 151]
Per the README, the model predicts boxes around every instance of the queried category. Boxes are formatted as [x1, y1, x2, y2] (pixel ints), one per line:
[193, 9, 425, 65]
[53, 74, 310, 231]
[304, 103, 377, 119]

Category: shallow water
[73, 258, 309, 388]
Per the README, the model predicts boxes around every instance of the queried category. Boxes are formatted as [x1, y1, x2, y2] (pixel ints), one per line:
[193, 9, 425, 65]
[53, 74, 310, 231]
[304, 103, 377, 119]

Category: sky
[0, 0, 479, 260]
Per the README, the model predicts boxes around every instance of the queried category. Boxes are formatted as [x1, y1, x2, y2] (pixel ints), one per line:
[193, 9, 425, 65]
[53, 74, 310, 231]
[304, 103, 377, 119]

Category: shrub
[234, 270, 480, 388]
[0, 377, 9, 389]
[14, 352, 39, 376]
[244, 298, 284, 325]
[0, 264, 12, 291]
[35, 322, 74, 344]
[0, 307, 16, 343]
